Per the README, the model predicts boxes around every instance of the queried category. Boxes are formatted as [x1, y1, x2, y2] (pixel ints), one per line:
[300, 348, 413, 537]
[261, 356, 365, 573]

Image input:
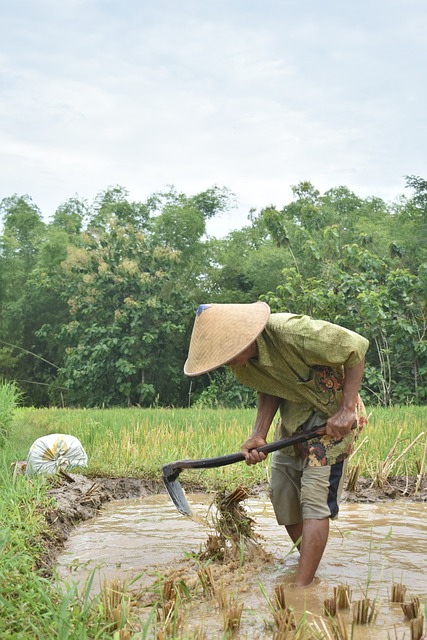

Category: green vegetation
[1, 405, 426, 638]
[1, 178, 426, 408]
[10, 404, 427, 483]
[0, 456, 118, 639]
[0, 379, 22, 446]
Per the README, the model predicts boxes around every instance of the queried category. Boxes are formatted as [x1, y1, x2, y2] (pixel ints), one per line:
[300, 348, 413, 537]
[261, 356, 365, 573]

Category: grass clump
[0, 380, 22, 447]
[334, 584, 352, 609]
[0, 454, 134, 639]
[352, 597, 379, 624]
[390, 582, 407, 603]
[222, 596, 244, 634]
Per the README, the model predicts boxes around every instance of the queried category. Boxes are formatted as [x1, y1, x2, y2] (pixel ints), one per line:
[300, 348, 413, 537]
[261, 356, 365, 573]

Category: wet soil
[40, 471, 427, 575]
[55, 490, 427, 640]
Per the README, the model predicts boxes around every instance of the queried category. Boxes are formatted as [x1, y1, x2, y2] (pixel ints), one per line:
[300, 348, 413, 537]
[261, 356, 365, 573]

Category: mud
[40, 472, 157, 573]
[55, 490, 427, 639]
[40, 471, 427, 575]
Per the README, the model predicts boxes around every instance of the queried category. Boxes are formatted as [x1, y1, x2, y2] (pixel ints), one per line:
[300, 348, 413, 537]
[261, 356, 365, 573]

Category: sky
[1, 0, 426, 236]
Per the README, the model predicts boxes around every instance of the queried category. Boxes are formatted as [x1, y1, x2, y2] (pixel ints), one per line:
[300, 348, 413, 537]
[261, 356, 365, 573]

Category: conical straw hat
[184, 301, 270, 376]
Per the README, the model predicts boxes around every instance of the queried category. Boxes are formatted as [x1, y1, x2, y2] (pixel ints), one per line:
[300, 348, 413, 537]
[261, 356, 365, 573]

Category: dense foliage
[0, 380, 22, 446]
[0, 178, 426, 407]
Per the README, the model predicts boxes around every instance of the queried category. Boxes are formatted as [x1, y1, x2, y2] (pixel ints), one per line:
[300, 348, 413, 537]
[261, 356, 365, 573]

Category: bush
[0, 380, 22, 446]
[193, 369, 257, 408]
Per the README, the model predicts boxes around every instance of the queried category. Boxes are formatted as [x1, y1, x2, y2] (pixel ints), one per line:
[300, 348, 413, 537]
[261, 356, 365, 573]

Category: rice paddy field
[1, 404, 427, 639]
[8, 404, 427, 485]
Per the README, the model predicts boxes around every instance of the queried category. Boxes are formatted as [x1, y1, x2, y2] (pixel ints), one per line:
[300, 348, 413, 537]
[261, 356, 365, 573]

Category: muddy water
[57, 494, 427, 639]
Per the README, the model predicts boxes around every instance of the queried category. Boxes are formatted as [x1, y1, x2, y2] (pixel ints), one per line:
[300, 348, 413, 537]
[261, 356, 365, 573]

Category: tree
[203, 224, 291, 303]
[388, 175, 427, 270]
[1, 179, 425, 408]
[87, 186, 151, 231]
[51, 197, 87, 236]
[263, 243, 426, 406]
[56, 217, 190, 406]
[0, 196, 56, 404]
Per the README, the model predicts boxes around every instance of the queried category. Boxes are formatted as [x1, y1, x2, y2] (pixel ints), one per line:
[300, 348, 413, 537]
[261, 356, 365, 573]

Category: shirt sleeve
[300, 317, 369, 369]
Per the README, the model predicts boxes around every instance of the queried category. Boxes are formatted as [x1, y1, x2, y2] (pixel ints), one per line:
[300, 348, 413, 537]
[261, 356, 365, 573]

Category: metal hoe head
[162, 464, 193, 517]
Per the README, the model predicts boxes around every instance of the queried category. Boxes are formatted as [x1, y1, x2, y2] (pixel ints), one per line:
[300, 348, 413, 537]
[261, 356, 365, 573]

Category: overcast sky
[1, 0, 426, 236]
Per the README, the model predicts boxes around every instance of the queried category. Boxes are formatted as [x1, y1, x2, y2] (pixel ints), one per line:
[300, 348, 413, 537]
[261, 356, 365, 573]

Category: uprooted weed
[198, 485, 272, 563]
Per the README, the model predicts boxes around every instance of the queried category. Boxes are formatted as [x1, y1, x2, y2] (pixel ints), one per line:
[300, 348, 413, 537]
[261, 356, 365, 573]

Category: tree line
[0, 177, 426, 408]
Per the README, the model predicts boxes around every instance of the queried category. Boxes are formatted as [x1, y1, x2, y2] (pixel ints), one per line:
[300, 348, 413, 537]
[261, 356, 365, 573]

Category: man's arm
[241, 392, 281, 465]
[326, 359, 365, 439]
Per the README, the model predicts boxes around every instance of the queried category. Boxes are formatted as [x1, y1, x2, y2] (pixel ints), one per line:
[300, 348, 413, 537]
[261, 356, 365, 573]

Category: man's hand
[240, 392, 280, 465]
[241, 435, 268, 466]
[326, 406, 356, 439]
[326, 358, 365, 440]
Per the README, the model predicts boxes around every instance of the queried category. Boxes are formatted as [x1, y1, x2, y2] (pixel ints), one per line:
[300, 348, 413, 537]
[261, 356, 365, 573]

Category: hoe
[163, 426, 325, 516]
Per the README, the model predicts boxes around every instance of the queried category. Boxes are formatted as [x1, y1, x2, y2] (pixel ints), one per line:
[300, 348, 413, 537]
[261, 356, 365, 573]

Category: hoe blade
[162, 465, 192, 517]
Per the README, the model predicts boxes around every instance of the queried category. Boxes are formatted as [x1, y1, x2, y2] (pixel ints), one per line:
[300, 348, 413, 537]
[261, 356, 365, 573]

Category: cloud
[1, 0, 426, 234]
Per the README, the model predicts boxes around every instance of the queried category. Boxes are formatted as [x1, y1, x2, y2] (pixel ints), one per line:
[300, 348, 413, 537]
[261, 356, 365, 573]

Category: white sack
[26, 433, 88, 477]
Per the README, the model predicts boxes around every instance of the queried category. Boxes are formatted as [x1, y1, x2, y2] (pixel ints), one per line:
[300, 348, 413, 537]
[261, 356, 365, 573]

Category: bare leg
[285, 523, 303, 549]
[295, 518, 329, 587]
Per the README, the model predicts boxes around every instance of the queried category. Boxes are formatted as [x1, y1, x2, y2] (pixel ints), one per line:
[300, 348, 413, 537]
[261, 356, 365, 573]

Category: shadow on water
[57, 494, 427, 639]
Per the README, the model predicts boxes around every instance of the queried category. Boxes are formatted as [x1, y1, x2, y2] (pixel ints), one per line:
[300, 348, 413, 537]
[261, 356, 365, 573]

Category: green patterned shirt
[230, 313, 369, 465]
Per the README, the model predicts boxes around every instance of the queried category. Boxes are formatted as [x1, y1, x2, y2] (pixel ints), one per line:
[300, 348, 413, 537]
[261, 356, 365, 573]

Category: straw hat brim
[184, 301, 270, 376]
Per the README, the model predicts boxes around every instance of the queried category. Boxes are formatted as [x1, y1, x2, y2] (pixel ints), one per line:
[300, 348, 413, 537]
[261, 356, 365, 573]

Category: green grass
[0, 380, 22, 446]
[350, 406, 427, 479]
[0, 455, 121, 639]
[9, 405, 427, 486]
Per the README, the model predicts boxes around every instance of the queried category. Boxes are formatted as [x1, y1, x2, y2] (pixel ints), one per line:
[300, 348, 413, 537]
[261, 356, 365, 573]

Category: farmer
[184, 301, 369, 587]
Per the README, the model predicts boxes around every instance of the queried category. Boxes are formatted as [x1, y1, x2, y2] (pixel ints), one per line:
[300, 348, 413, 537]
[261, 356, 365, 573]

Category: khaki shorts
[270, 452, 348, 525]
